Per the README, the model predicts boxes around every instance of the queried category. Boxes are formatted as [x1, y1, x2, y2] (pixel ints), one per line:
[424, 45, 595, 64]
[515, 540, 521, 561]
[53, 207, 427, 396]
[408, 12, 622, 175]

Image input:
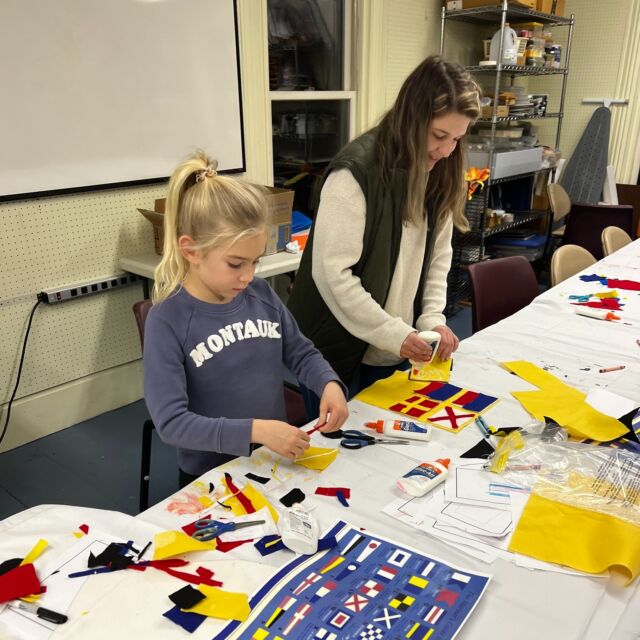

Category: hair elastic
[195, 165, 217, 182]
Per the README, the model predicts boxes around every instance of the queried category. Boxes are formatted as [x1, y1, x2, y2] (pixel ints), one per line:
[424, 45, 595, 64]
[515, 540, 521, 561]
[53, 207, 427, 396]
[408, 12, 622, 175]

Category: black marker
[17, 601, 68, 624]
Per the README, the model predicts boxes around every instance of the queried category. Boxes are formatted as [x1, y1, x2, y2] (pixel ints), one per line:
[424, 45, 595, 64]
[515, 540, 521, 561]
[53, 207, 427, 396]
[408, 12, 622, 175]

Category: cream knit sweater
[311, 169, 454, 366]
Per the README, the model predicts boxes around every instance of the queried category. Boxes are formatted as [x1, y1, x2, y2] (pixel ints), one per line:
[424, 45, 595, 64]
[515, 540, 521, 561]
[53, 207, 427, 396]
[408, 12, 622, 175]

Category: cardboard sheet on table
[509, 494, 640, 584]
[293, 446, 338, 470]
[503, 361, 627, 441]
[184, 585, 250, 621]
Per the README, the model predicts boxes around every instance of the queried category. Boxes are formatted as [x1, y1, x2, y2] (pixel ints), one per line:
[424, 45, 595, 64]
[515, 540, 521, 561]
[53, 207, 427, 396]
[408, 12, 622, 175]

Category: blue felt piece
[254, 535, 286, 556]
[457, 393, 497, 412]
[163, 605, 206, 633]
[579, 274, 607, 284]
[292, 210, 313, 233]
[316, 535, 337, 552]
[487, 233, 547, 248]
[425, 383, 462, 401]
[336, 490, 349, 507]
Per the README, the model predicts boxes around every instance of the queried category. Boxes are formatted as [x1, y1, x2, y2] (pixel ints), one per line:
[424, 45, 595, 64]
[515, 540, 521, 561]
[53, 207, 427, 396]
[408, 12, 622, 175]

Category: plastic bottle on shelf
[489, 23, 518, 66]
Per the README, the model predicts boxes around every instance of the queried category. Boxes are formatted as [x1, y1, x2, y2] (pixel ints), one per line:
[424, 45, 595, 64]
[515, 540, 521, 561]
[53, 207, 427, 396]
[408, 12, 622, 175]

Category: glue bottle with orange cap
[396, 459, 450, 497]
[365, 419, 431, 442]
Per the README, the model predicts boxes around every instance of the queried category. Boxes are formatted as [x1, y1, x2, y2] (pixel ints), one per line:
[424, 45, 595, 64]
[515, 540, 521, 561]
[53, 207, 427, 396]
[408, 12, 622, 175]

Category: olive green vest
[287, 130, 438, 386]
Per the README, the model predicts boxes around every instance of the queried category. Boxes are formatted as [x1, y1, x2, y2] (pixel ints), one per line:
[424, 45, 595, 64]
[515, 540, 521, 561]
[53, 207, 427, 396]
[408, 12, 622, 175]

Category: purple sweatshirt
[143, 278, 342, 475]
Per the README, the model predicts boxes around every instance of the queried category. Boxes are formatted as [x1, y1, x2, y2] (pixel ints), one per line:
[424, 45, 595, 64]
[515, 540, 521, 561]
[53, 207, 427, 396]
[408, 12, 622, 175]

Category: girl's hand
[316, 381, 349, 433]
[252, 419, 310, 459]
[400, 331, 433, 362]
[432, 325, 459, 361]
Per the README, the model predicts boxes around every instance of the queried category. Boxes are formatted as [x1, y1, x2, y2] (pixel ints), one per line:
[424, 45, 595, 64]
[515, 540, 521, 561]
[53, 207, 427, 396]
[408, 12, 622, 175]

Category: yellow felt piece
[197, 495, 214, 508]
[20, 539, 48, 566]
[19, 594, 42, 603]
[184, 585, 250, 621]
[152, 531, 216, 560]
[595, 290, 618, 299]
[509, 494, 640, 584]
[502, 361, 627, 441]
[222, 477, 279, 523]
[408, 356, 452, 382]
[294, 446, 339, 471]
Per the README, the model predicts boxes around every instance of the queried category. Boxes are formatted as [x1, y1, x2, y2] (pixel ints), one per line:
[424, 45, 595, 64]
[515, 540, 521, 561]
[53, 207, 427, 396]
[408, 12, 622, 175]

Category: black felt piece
[320, 429, 344, 440]
[460, 439, 495, 459]
[0, 558, 22, 576]
[90, 543, 134, 568]
[280, 488, 306, 507]
[209, 482, 215, 493]
[110, 554, 134, 571]
[169, 585, 206, 609]
[617, 408, 640, 443]
[245, 472, 270, 485]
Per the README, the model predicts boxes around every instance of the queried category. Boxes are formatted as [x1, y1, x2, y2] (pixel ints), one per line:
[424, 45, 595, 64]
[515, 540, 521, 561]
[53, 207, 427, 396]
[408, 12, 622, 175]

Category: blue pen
[474, 417, 494, 448]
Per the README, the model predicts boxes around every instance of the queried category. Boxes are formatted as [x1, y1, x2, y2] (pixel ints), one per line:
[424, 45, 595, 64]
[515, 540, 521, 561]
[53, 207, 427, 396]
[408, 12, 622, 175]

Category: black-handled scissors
[339, 429, 409, 449]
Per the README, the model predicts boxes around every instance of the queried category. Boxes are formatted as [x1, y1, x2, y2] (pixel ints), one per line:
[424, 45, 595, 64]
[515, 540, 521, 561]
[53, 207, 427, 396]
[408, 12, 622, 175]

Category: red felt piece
[419, 398, 438, 409]
[214, 539, 252, 553]
[78, 524, 90, 535]
[181, 515, 212, 536]
[607, 278, 640, 292]
[315, 487, 351, 499]
[0, 564, 41, 604]
[573, 299, 623, 311]
[406, 396, 421, 403]
[406, 407, 426, 418]
[132, 561, 222, 587]
[452, 391, 479, 406]
[224, 473, 256, 514]
[415, 381, 444, 396]
[429, 406, 475, 430]
[389, 403, 407, 412]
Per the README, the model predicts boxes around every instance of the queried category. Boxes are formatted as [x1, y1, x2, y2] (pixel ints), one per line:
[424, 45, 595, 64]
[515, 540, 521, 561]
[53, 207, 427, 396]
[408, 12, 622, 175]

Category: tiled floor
[0, 306, 472, 521]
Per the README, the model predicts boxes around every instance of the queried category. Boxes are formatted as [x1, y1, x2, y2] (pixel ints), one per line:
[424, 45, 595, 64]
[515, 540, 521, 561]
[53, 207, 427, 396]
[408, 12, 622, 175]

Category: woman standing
[288, 56, 481, 414]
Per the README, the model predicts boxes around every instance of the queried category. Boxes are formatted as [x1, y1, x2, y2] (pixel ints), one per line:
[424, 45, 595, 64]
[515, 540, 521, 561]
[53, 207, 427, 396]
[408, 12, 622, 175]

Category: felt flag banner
[215, 520, 490, 640]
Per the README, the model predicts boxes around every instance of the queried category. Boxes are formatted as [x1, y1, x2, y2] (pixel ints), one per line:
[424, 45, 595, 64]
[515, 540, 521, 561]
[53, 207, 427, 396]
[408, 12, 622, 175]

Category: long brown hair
[376, 56, 481, 230]
[153, 150, 268, 302]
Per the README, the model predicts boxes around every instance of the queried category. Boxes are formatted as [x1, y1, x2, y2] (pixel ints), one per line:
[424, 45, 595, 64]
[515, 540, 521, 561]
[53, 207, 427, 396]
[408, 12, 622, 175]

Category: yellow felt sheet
[408, 356, 452, 382]
[153, 531, 216, 560]
[502, 361, 627, 441]
[222, 476, 279, 523]
[293, 446, 338, 470]
[184, 585, 250, 621]
[509, 494, 640, 584]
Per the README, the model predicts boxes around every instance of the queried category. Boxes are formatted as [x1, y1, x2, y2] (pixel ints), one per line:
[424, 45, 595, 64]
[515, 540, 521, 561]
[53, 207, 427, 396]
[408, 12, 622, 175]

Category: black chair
[132, 300, 309, 512]
[467, 256, 539, 333]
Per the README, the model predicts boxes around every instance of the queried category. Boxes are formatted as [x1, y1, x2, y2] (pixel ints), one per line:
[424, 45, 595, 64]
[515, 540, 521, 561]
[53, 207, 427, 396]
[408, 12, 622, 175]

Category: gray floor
[0, 306, 472, 521]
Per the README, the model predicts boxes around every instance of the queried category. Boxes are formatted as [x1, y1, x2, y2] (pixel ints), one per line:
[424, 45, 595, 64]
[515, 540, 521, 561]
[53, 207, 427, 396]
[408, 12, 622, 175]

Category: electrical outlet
[38, 273, 139, 304]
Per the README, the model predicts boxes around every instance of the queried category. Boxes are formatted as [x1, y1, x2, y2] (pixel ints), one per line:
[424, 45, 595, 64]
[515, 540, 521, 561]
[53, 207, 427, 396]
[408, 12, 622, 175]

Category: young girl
[288, 56, 481, 414]
[143, 151, 348, 487]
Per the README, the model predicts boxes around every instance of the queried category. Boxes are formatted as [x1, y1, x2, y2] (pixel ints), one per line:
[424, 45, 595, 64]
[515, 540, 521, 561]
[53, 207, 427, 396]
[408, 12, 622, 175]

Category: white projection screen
[0, 0, 245, 200]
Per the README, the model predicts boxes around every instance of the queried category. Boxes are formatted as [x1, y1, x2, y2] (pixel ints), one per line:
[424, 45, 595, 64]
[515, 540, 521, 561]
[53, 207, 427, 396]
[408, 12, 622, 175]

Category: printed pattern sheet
[218, 520, 490, 640]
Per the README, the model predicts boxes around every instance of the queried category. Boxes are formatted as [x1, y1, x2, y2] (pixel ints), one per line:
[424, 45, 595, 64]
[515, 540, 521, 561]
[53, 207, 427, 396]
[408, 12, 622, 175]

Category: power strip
[37, 273, 139, 304]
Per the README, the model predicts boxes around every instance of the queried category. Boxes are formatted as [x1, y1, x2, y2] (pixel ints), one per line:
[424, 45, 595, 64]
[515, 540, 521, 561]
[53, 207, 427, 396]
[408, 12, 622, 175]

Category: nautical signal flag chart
[218, 521, 490, 640]
[355, 371, 499, 433]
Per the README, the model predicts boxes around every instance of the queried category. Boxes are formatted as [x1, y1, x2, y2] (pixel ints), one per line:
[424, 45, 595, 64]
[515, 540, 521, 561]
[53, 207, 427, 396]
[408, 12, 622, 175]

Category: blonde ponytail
[152, 150, 268, 303]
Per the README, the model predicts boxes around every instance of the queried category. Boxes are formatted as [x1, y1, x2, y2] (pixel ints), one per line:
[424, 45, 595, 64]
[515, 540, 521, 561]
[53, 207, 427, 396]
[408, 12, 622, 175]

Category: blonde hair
[153, 150, 268, 302]
[376, 56, 481, 231]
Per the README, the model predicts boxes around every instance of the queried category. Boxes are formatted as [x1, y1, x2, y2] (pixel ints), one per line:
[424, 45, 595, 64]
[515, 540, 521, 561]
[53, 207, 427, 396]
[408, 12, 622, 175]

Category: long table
[2, 241, 639, 639]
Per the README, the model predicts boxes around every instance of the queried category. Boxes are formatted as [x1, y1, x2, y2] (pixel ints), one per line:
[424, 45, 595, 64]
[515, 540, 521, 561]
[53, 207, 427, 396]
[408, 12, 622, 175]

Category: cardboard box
[481, 105, 509, 118]
[139, 186, 293, 257]
[446, 0, 536, 10]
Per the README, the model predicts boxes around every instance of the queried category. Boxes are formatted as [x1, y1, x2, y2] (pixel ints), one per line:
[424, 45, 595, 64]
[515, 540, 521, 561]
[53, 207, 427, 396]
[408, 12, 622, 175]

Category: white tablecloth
[1, 240, 639, 639]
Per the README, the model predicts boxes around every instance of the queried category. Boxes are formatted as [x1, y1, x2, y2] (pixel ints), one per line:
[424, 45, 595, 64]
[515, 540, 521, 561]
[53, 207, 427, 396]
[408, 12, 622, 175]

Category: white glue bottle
[279, 505, 319, 554]
[396, 459, 450, 497]
[366, 419, 431, 442]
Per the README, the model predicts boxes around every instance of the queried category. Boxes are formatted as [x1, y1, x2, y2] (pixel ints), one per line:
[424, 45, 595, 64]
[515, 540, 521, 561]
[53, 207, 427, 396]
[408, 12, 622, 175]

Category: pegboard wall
[0, 183, 166, 402]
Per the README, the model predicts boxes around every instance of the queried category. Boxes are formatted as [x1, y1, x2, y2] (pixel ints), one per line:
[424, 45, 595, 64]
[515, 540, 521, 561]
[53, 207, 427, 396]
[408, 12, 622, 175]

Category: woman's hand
[432, 325, 459, 361]
[316, 381, 349, 433]
[251, 419, 310, 459]
[400, 332, 433, 362]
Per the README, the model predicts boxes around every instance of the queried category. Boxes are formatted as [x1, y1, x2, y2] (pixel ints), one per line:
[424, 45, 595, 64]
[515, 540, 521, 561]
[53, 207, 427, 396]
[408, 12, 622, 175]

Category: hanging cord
[0, 300, 42, 448]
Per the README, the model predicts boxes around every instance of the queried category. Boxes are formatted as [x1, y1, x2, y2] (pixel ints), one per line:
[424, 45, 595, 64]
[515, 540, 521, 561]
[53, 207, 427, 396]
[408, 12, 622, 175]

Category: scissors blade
[234, 519, 266, 530]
